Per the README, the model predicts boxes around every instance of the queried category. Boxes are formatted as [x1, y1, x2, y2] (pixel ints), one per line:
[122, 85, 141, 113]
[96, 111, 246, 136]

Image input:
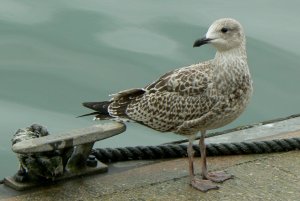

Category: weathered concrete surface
[1, 122, 300, 201]
[2, 149, 300, 201]
[206, 115, 300, 144]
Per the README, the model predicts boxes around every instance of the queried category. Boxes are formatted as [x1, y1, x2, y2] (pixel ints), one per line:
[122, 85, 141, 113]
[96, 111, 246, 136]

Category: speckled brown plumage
[104, 53, 252, 135]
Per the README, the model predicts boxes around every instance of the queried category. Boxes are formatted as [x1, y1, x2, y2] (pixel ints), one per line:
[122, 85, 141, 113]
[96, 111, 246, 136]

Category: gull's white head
[193, 18, 245, 52]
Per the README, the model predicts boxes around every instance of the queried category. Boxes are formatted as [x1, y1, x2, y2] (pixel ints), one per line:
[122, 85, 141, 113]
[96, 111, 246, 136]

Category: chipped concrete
[1, 150, 300, 201]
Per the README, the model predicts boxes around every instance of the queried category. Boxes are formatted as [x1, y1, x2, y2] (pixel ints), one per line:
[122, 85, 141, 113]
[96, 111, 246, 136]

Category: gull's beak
[193, 37, 212, 47]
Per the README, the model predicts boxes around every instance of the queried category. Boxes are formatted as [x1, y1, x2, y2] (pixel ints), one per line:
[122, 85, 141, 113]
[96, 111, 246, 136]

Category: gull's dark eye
[221, 27, 228, 33]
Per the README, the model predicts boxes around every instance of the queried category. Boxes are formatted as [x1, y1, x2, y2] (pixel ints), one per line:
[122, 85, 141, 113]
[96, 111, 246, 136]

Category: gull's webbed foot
[190, 177, 219, 192]
[206, 171, 233, 183]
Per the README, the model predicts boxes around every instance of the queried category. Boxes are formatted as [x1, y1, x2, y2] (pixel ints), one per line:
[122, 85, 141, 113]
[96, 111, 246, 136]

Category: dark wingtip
[82, 101, 111, 114]
[79, 101, 112, 118]
[82, 102, 95, 109]
[76, 112, 99, 118]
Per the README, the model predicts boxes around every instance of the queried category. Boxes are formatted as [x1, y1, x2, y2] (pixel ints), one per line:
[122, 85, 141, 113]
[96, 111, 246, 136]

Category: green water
[1, 0, 300, 179]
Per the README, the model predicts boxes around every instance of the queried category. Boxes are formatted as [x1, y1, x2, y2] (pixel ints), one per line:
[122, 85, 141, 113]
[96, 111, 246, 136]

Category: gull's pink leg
[199, 131, 233, 183]
[188, 133, 218, 192]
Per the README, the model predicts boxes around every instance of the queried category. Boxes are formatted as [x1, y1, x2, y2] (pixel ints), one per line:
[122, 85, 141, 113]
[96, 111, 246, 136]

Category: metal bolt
[86, 155, 97, 167]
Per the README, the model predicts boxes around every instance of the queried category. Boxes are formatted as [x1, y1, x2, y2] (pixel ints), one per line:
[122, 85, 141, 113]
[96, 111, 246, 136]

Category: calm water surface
[1, 0, 300, 178]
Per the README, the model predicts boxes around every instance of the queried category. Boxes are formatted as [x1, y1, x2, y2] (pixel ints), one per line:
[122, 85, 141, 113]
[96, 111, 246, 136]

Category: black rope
[92, 137, 300, 163]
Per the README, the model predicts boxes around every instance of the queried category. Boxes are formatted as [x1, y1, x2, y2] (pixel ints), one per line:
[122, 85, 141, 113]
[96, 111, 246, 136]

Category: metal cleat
[4, 122, 126, 191]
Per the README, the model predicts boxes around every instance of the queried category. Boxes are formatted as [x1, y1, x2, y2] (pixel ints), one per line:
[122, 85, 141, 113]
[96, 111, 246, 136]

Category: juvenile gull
[80, 18, 253, 192]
